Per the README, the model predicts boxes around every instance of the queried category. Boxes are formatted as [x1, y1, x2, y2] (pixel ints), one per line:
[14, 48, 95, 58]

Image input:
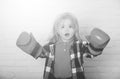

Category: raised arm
[83, 28, 110, 58]
[16, 32, 49, 59]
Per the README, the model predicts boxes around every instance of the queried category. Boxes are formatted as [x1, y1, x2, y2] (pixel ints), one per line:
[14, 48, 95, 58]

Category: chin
[64, 37, 72, 40]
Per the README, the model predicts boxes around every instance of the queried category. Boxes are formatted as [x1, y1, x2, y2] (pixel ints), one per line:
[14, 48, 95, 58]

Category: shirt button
[64, 49, 66, 51]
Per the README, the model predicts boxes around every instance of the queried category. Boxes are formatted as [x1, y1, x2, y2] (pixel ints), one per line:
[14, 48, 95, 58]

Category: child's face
[57, 19, 75, 42]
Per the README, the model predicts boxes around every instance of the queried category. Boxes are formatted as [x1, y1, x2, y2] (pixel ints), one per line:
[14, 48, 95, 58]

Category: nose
[65, 27, 69, 32]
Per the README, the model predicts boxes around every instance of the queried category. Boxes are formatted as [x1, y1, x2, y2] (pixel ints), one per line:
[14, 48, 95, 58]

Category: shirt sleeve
[82, 41, 104, 58]
[30, 43, 50, 59]
[30, 42, 42, 59]
[38, 43, 50, 58]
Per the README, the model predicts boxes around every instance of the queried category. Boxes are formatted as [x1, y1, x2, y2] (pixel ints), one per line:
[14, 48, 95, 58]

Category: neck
[61, 38, 74, 43]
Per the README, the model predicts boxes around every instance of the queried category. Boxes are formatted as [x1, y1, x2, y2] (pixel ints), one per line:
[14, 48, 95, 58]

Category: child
[16, 13, 110, 79]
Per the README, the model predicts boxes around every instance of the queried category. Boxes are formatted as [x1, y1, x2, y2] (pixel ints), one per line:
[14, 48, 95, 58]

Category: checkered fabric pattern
[41, 41, 86, 79]
[38, 40, 103, 79]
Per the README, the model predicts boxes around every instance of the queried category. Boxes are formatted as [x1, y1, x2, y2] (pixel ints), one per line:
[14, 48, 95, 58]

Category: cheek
[57, 28, 64, 36]
[70, 29, 75, 35]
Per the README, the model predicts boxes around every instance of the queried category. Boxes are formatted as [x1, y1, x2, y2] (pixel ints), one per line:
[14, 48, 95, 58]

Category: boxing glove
[85, 28, 110, 55]
[16, 32, 41, 58]
[86, 28, 110, 48]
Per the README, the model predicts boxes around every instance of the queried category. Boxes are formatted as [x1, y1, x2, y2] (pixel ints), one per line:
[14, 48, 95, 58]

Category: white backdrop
[0, 0, 120, 79]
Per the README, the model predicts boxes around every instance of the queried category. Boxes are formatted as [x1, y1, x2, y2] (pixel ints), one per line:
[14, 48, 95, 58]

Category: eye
[61, 25, 64, 28]
[69, 25, 72, 28]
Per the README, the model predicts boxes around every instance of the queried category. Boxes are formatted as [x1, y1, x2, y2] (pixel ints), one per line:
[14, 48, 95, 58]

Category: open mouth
[65, 33, 70, 37]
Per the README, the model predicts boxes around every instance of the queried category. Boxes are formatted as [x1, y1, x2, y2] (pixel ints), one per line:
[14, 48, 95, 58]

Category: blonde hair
[49, 13, 81, 43]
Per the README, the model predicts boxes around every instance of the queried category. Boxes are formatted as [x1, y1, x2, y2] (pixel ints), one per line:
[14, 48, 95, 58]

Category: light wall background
[0, 0, 120, 79]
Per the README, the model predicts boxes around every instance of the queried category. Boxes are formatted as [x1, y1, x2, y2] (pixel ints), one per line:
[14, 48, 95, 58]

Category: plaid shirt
[31, 39, 103, 79]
